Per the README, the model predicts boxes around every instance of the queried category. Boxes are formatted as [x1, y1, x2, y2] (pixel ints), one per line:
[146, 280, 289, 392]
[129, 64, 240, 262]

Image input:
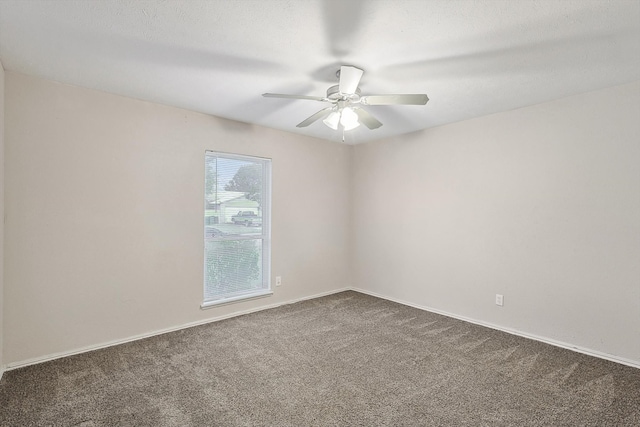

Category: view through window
[203, 152, 271, 307]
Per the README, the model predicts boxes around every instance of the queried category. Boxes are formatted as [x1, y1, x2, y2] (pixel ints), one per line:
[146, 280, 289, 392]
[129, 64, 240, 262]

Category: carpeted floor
[1, 291, 639, 426]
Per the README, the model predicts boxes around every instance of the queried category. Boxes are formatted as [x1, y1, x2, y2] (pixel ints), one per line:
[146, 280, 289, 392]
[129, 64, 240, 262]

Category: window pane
[205, 157, 263, 236]
[204, 239, 263, 300]
[204, 152, 271, 304]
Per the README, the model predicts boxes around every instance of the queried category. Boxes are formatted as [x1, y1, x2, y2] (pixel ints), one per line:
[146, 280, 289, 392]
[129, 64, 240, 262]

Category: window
[202, 152, 271, 307]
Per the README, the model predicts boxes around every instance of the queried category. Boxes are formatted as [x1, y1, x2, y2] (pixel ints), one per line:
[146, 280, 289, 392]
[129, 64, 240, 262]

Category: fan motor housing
[326, 85, 361, 101]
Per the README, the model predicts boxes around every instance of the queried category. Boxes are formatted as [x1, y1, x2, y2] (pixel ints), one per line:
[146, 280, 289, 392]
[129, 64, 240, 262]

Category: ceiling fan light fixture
[340, 107, 360, 130]
[323, 110, 341, 130]
[263, 65, 427, 133]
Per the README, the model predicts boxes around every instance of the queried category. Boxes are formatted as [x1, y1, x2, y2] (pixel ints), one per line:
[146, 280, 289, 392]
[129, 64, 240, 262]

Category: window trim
[202, 151, 272, 308]
[200, 289, 273, 309]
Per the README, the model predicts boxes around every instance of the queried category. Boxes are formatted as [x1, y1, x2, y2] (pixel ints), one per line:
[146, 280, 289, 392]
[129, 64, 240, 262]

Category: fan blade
[296, 107, 333, 128]
[263, 93, 327, 102]
[361, 94, 429, 105]
[339, 66, 364, 95]
[354, 108, 383, 130]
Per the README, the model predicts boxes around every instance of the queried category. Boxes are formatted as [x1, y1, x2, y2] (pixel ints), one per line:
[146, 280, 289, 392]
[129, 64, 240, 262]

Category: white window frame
[201, 151, 272, 308]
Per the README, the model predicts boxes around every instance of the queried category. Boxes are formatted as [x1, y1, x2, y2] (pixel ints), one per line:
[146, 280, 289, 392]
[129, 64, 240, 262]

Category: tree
[225, 164, 262, 205]
[205, 240, 260, 296]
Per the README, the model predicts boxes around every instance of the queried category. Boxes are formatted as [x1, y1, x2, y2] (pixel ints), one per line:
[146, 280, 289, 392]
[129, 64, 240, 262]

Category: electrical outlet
[495, 294, 504, 306]
[275, 276, 282, 287]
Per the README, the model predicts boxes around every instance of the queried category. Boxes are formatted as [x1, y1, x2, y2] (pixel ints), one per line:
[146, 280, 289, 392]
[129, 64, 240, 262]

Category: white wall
[352, 81, 640, 365]
[3, 72, 352, 366]
[0, 60, 5, 377]
[4, 71, 639, 368]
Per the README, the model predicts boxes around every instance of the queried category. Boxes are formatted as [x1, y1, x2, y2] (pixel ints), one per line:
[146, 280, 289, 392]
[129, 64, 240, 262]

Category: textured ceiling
[0, 0, 639, 144]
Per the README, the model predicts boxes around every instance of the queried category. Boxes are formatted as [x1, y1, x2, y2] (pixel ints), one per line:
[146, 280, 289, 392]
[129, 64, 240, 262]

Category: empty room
[0, 0, 639, 425]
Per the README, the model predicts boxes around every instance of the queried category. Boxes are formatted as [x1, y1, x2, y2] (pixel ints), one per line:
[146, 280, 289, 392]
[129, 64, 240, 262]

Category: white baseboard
[7, 286, 638, 372]
[351, 287, 640, 370]
[5, 287, 351, 371]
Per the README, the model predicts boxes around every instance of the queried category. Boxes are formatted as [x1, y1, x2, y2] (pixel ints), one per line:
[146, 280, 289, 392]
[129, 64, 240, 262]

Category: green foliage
[225, 164, 262, 205]
[205, 240, 261, 296]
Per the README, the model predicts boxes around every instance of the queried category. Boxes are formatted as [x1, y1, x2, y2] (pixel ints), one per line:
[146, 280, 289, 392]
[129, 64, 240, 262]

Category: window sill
[200, 290, 273, 309]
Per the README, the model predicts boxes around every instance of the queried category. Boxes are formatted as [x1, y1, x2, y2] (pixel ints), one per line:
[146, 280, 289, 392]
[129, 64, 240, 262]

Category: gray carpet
[1, 291, 639, 426]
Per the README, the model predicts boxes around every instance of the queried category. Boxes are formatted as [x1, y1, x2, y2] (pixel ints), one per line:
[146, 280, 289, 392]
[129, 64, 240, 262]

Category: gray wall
[352, 81, 640, 365]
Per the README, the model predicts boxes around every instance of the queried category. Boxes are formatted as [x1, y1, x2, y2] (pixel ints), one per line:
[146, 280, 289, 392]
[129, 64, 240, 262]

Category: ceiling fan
[262, 65, 429, 132]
